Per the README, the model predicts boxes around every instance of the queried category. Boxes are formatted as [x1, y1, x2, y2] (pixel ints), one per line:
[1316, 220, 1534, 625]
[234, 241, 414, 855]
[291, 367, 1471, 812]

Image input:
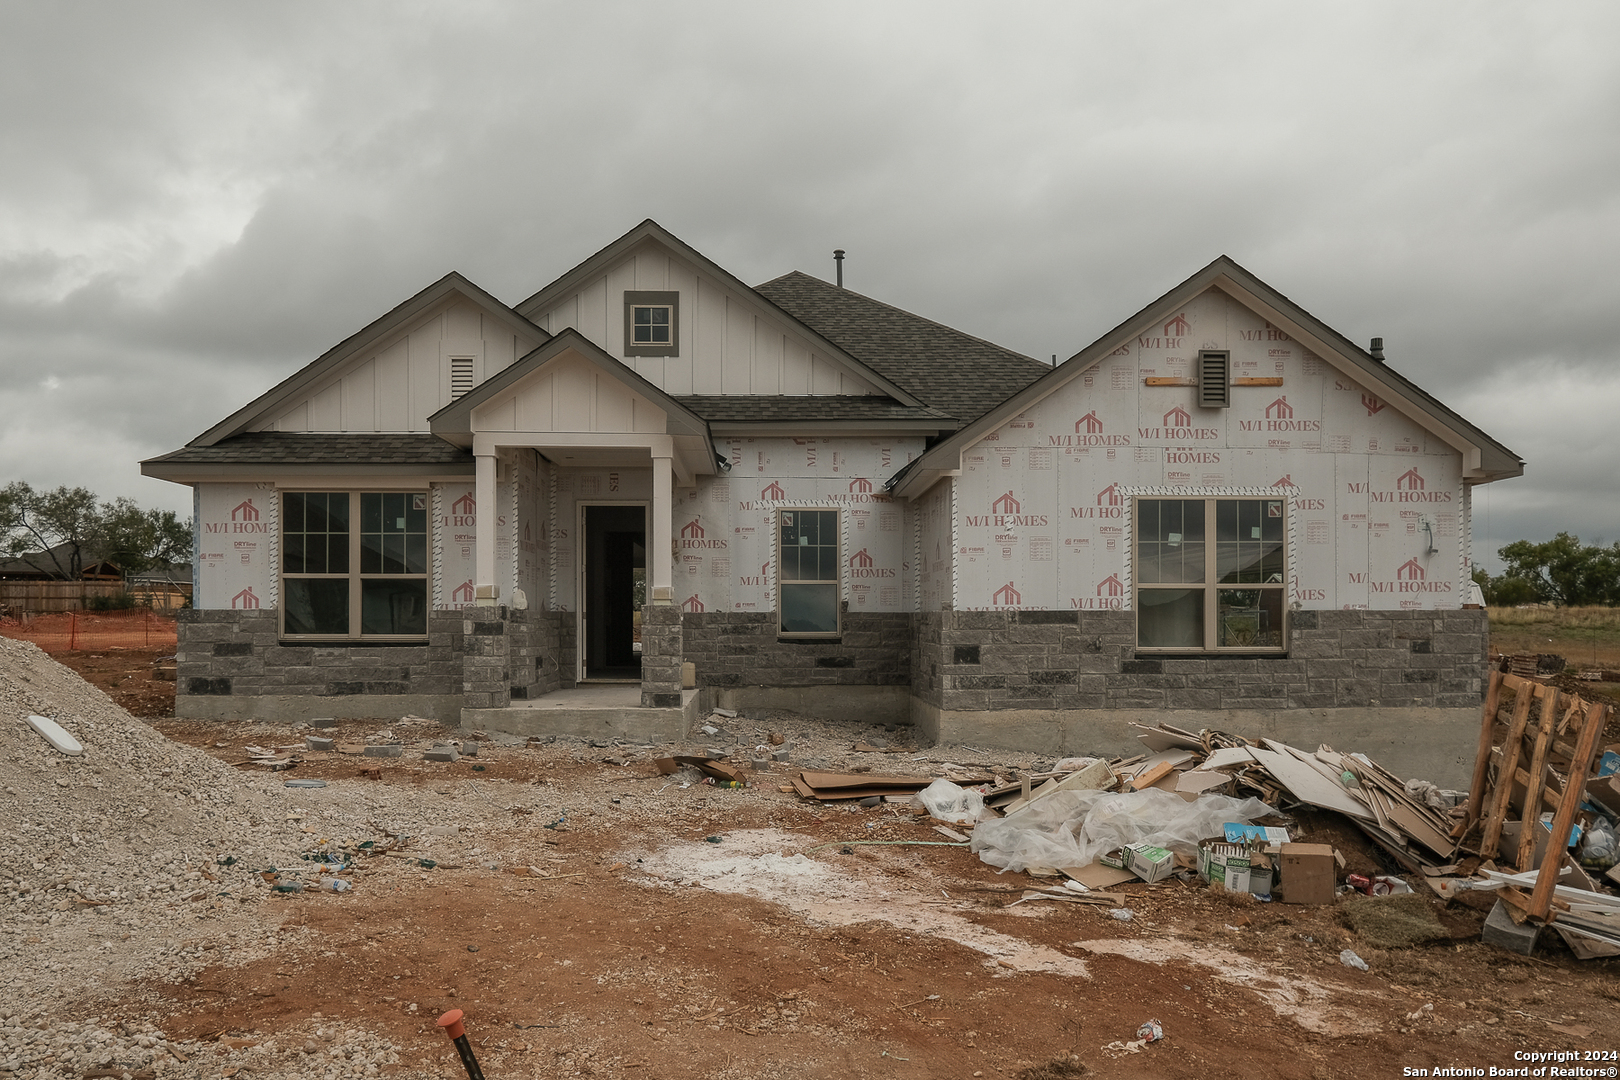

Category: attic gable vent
[450, 357, 475, 401]
[1197, 350, 1230, 408]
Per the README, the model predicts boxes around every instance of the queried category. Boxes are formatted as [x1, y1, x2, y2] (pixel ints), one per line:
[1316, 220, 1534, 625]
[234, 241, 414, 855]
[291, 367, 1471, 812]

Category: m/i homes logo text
[1239, 396, 1320, 433]
[1069, 574, 1126, 610]
[1048, 411, 1130, 447]
[965, 491, 1048, 528]
[1370, 467, 1452, 504]
[1138, 404, 1219, 442]
[208, 499, 269, 534]
[1369, 557, 1452, 595]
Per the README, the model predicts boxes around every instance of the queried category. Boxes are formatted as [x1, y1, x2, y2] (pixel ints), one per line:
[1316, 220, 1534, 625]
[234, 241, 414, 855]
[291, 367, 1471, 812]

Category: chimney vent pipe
[1370, 337, 1385, 362]
[833, 249, 845, 288]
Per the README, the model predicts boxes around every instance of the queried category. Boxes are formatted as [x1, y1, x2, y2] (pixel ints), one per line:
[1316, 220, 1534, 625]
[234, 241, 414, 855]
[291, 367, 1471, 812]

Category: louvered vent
[450, 357, 475, 400]
[1197, 350, 1230, 408]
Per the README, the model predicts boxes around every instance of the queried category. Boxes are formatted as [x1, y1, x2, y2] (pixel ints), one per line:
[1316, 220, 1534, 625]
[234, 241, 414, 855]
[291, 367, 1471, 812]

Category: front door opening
[582, 504, 646, 681]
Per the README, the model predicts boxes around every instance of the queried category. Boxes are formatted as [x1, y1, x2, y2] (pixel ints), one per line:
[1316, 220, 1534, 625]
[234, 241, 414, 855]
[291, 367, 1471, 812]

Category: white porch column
[651, 454, 673, 604]
[474, 452, 499, 605]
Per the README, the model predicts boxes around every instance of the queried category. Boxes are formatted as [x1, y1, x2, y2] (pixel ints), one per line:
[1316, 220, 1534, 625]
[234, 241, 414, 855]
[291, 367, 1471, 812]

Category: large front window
[1135, 496, 1285, 651]
[778, 508, 840, 637]
[282, 491, 428, 639]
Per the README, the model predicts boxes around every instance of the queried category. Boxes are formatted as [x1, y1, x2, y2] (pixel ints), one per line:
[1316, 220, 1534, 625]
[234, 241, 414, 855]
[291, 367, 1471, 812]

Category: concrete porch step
[462, 686, 701, 743]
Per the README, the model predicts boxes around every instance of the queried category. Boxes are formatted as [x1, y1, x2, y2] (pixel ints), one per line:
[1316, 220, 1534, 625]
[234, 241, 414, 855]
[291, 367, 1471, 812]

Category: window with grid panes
[281, 491, 429, 639]
[778, 508, 840, 637]
[1134, 496, 1286, 651]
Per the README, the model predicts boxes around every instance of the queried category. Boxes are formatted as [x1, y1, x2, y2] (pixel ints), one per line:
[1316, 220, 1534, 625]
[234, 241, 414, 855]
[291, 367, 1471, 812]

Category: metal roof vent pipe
[1370, 337, 1385, 362]
[834, 249, 845, 288]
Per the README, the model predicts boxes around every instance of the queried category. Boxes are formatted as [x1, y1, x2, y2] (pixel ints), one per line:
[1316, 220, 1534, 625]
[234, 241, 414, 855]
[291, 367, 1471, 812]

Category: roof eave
[191, 273, 548, 447]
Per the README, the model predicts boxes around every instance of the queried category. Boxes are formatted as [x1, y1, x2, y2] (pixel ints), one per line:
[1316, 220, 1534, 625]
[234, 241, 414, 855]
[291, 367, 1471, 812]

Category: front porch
[461, 682, 703, 743]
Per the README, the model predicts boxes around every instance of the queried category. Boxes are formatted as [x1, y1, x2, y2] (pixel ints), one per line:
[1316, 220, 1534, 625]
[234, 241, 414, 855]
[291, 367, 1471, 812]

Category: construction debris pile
[778, 671, 1619, 958]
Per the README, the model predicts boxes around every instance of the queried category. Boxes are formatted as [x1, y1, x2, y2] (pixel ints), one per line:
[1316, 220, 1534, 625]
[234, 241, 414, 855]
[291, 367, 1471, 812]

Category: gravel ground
[2, 635, 1060, 1079]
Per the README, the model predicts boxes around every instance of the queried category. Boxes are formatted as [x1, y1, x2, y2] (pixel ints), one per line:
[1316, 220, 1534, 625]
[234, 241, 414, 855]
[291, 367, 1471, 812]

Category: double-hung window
[282, 491, 429, 640]
[778, 508, 840, 637]
[1135, 496, 1286, 652]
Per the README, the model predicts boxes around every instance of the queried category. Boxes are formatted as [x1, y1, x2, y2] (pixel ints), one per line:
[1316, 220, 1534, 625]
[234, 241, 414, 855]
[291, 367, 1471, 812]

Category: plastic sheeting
[912, 777, 988, 825]
[970, 788, 1276, 874]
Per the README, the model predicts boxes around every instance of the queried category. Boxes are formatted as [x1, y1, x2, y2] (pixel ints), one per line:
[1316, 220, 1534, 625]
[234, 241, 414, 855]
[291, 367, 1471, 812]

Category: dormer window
[624, 290, 679, 357]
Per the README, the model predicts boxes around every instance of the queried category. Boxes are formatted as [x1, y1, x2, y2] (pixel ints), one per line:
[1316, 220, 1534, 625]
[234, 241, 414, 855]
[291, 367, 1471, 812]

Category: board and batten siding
[527, 241, 883, 399]
[260, 298, 543, 433]
[469, 352, 669, 435]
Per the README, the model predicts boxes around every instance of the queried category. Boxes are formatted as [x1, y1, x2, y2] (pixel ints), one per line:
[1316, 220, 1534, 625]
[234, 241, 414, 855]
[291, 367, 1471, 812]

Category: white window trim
[1128, 487, 1293, 654]
[777, 505, 842, 639]
[279, 490, 431, 642]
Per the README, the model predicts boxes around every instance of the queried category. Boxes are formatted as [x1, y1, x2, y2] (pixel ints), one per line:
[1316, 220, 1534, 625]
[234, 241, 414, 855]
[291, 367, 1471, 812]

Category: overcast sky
[1, 2, 1614, 571]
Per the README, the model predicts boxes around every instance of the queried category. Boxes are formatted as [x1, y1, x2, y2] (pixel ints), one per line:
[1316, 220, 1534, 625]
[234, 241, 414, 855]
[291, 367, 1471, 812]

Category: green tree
[1495, 533, 1620, 607]
[0, 482, 191, 578]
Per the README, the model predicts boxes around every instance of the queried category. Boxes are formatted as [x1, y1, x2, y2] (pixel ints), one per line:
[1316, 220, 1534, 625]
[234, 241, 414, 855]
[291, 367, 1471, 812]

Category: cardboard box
[1125, 843, 1174, 884]
[1099, 847, 1127, 871]
[1276, 843, 1338, 905]
[1197, 839, 1274, 896]
[1588, 773, 1620, 819]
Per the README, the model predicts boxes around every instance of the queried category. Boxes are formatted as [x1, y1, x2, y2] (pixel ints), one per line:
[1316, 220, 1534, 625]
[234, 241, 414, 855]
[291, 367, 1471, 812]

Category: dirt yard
[8, 645, 1618, 1080]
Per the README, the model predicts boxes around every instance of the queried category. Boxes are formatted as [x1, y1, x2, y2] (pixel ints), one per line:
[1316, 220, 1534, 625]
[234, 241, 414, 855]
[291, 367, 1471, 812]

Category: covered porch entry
[428, 329, 720, 732]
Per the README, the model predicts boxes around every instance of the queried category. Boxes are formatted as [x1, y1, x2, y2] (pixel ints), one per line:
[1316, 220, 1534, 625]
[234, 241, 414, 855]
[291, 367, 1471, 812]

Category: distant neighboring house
[0, 543, 121, 581]
[143, 219, 1522, 772]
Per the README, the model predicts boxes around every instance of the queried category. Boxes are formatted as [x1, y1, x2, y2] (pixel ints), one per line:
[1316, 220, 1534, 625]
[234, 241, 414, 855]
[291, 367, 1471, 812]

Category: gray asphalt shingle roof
[675, 396, 954, 424]
[143, 433, 472, 466]
[754, 271, 1052, 426]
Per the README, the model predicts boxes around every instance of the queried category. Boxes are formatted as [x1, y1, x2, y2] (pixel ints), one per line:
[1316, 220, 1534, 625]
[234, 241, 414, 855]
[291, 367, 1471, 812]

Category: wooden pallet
[1456, 670, 1608, 922]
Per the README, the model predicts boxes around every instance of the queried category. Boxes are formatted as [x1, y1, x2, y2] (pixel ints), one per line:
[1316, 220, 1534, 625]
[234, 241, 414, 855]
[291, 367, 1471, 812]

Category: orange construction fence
[0, 609, 179, 653]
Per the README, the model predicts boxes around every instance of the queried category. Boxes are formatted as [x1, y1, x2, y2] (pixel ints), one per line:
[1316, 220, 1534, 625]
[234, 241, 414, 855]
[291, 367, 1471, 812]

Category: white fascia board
[141, 463, 474, 486]
[703, 420, 951, 438]
[1212, 277, 1487, 473]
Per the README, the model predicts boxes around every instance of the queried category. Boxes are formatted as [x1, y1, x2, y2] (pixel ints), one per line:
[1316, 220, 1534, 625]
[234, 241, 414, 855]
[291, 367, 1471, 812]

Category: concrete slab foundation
[462, 685, 702, 743]
[909, 700, 1482, 789]
[176, 694, 463, 724]
[712, 685, 911, 727]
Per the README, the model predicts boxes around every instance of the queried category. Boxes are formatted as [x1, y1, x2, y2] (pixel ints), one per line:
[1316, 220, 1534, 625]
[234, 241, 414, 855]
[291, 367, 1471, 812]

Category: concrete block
[771, 744, 794, 762]
[424, 746, 460, 763]
[304, 735, 335, 751]
[363, 744, 403, 758]
[1482, 899, 1540, 955]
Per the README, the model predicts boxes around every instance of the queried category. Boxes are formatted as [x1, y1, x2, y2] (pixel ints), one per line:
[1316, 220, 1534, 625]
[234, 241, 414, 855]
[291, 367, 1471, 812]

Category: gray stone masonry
[461, 609, 514, 711]
[683, 610, 912, 691]
[909, 607, 1487, 713]
[175, 608, 464, 701]
[641, 603, 683, 708]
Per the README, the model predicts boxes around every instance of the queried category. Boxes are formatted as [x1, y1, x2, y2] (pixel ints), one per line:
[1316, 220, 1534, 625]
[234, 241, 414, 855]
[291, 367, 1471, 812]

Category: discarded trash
[700, 724, 720, 736]
[912, 777, 987, 824]
[320, 878, 351, 893]
[1346, 873, 1413, 896]
[1406, 1003, 1434, 1021]
[1578, 816, 1617, 870]
[702, 778, 747, 789]
[1136, 1019, 1163, 1043]
[972, 788, 1274, 874]
[284, 778, 327, 788]
[25, 714, 83, 756]
[1110, 908, 1134, 922]
[1339, 949, 1369, 971]
[704, 835, 723, 844]
[271, 883, 304, 894]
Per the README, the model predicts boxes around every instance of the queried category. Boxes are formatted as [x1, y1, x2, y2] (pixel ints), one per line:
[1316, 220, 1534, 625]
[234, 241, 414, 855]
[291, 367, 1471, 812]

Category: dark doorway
[582, 504, 645, 681]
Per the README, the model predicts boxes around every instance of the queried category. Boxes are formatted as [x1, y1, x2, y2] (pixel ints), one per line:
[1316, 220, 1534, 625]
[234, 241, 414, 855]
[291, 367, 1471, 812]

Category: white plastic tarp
[970, 788, 1276, 874]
